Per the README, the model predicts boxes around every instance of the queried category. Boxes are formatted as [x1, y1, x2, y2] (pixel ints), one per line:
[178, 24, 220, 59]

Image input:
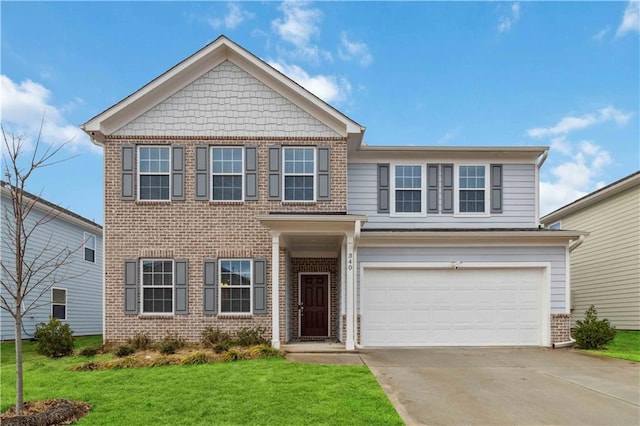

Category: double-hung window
[138, 146, 171, 200]
[141, 260, 173, 314]
[219, 259, 252, 314]
[52, 288, 66, 320]
[283, 147, 315, 201]
[83, 233, 96, 263]
[457, 165, 488, 214]
[392, 165, 424, 214]
[211, 147, 243, 201]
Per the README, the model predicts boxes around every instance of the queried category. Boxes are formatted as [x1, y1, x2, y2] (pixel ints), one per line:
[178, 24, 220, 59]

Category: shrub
[149, 356, 179, 367]
[220, 347, 245, 362]
[201, 327, 231, 348]
[234, 327, 268, 346]
[78, 346, 101, 357]
[158, 341, 178, 355]
[109, 357, 138, 369]
[246, 344, 281, 358]
[72, 361, 102, 371]
[181, 352, 214, 365]
[113, 345, 135, 357]
[34, 317, 74, 358]
[128, 332, 152, 350]
[213, 341, 231, 354]
[574, 305, 617, 349]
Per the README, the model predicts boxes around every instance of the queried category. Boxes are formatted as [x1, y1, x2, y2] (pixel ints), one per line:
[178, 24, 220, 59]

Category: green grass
[583, 330, 640, 362]
[1, 337, 402, 425]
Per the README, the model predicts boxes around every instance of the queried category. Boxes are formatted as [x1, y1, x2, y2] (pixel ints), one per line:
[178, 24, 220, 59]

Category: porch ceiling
[283, 234, 343, 258]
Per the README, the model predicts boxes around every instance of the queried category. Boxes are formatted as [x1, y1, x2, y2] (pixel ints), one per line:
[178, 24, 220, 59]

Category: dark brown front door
[300, 274, 329, 337]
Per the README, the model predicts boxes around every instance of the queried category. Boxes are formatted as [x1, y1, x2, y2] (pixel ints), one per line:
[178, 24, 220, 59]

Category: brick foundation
[550, 313, 571, 343]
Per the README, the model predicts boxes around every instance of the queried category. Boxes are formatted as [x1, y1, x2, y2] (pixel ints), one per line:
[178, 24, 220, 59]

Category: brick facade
[103, 138, 347, 343]
[550, 313, 571, 344]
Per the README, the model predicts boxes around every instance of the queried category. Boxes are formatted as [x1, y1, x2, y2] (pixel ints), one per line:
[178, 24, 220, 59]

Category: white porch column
[345, 234, 355, 350]
[271, 232, 281, 349]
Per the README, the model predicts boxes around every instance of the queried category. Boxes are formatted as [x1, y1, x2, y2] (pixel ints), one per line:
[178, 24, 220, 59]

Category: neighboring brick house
[82, 36, 583, 349]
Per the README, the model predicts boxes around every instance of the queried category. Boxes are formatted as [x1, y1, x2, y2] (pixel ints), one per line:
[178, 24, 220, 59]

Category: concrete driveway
[360, 348, 639, 425]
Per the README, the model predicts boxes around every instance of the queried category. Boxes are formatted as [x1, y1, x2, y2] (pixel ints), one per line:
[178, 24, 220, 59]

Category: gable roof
[81, 35, 364, 145]
[541, 171, 640, 224]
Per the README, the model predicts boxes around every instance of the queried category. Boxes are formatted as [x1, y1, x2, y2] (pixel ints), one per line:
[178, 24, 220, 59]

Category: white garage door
[362, 268, 544, 346]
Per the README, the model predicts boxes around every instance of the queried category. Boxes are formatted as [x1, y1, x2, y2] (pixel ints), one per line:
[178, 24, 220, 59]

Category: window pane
[460, 190, 485, 213]
[284, 148, 314, 175]
[139, 147, 170, 174]
[84, 247, 95, 262]
[395, 166, 421, 189]
[52, 289, 66, 304]
[459, 166, 485, 189]
[212, 175, 242, 201]
[139, 175, 170, 200]
[142, 287, 172, 313]
[396, 190, 422, 213]
[212, 147, 242, 174]
[85, 234, 96, 250]
[284, 176, 313, 201]
[52, 304, 66, 320]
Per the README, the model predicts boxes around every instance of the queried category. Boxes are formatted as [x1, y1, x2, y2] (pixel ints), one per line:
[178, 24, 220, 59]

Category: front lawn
[582, 330, 640, 362]
[0, 337, 401, 425]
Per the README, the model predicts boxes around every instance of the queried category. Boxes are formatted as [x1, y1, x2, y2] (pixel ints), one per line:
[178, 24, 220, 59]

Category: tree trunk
[15, 316, 24, 414]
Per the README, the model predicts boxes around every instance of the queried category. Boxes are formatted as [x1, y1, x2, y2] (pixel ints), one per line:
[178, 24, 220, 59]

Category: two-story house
[82, 36, 583, 350]
[1, 183, 103, 340]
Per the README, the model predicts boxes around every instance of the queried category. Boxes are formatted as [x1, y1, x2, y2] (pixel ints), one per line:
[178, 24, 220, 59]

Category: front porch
[258, 214, 366, 351]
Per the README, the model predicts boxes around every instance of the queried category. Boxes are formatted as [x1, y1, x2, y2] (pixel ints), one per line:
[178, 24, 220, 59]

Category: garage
[361, 266, 547, 347]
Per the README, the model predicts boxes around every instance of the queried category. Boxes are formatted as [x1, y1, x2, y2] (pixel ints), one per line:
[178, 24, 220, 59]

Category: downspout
[535, 149, 549, 227]
[553, 233, 585, 349]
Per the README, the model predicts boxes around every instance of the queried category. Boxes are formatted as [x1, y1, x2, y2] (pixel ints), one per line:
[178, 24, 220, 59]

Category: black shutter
[377, 164, 390, 213]
[124, 259, 138, 314]
[427, 164, 439, 213]
[171, 146, 185, 201]
[253, 259, 267, 315]
[268, 146, 281, 200]
[174, 259, 188, 314]
[490, 164, 503, 213]
[317, 146, 330, 200]
[203, 259, 217, 315]
[121, 145, 135, 200]
[195, 145, 209, 200]
[442, 164, 454, 213]
[245, 146, 258, 201]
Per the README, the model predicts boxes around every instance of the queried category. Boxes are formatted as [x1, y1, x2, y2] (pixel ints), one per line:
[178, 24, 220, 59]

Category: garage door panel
[362, 267, 543, 346]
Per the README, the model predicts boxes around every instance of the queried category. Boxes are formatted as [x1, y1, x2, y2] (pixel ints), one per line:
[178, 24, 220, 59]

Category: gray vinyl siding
[1, 194, 103, 340]
[356, 246, 566, 313]
[348, 163, 536, 229]
[552, 184, 639, 330]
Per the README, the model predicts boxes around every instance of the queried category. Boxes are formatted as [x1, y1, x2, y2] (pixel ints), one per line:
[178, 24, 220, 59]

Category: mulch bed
[0, 399, 91, 426]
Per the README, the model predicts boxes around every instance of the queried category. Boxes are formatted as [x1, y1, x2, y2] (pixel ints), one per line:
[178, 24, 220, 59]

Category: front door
[300, 274, 329, 337]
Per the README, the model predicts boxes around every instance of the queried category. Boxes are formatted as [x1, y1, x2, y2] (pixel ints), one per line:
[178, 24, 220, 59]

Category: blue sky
[1, 1, 638, 224]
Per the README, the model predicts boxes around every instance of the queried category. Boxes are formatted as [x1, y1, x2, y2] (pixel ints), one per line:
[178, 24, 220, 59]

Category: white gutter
[537, 149, 549, 169]
[534, 149, 549, 227]
[568, 235, 585, 252]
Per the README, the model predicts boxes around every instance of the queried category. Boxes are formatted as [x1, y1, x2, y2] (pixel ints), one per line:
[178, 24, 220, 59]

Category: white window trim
[140, 259, 175, 315]
[137, 146, 172, 202]
[210, 146, 245, 202]
[454, 163, 490, 217]
[282, 146, 317, 202]
[390, 163, 427, 217]
[83, 232, 96, 263]
[51, 287, 67, 321]
[218, 259, 253, 315]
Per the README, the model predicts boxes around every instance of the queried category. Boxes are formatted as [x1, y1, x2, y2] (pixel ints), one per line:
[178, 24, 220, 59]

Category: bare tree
[0, 120, 80, 414]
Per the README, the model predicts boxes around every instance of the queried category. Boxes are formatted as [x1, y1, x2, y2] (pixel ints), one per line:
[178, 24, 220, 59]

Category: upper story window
[141, 259, 173, 314]
[457, 165, 488, 214]
[219, 259, 252, 314]
[548, 221, 561, 230]
[211, 147, 243, 201]
[52, 288, 67, 320]
[83, 233, 96, 263]
[283, 147, 315, 201]
[138, 146, 171, 201]
[394, 165, 423, 213]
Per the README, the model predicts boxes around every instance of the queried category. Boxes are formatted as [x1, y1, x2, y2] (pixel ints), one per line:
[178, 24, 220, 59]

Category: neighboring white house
[541, 171, 640, 330]
[1, 183, 103, 340]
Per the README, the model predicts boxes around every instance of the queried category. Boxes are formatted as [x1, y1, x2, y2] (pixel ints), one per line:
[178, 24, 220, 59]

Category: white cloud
[271, 1, 330, 62]
[208, 3, 254, 30]
[338, 32, 373, 67]
[268, 60, 351, 104]
[616, 0, 639, 37]
[0, 75, 95, 152]
[497, 2, 520, 33]
[540, 140, 614, 215]
[592, 27, 610, 42]
[527, 106, 632, 138]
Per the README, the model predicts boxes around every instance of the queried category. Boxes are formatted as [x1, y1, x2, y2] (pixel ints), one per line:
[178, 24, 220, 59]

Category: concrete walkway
[360, 347, 640, 426]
